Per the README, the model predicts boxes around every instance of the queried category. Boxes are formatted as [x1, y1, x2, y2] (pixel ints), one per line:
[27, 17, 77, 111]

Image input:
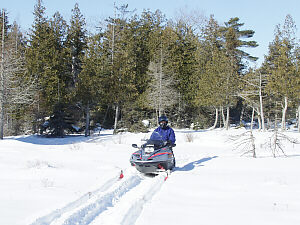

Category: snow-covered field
[0, 128, 300, 225]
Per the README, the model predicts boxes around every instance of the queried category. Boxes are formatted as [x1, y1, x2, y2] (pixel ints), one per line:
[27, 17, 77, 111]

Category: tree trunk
[212, 107, 218, 129]
[158, 47, 163, 117]
[281, 96, 288, 131]
[111, 4, 116, 134]
[239, 106, 244, 126]
[0, 101, 3, 140]
[0, 12, 5, 140]
[259, 72, 265, 131]
[101, 105, 110, 127]
[273, 111, 278, 157]
[85, 103, 90, 137]
[221, 106, 225, 128]
[111, 2, 115, 66]
[298, 104, 300, 133]
[113, 104, 119, 134]
[267, 117, 271, 130]
[256, 107, 261, 130]
[225, 106, 230, 130]
[177, 92, 182, 126]
[250, 130, 256, 158]
[155, 107, 159, 126]
[250, 107, 255, 130]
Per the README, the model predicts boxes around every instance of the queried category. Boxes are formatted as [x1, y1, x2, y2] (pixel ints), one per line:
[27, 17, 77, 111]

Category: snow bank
[0, 129, 299, 225]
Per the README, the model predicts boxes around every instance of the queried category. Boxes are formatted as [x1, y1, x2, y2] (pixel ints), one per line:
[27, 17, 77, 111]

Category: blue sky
[2, 0, 300, 66]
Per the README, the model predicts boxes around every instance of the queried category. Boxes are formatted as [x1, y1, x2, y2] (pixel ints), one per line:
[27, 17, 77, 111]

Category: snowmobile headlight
[145, 147, 154, 154]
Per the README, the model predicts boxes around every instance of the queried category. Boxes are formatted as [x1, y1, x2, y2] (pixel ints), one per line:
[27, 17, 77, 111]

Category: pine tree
[219, 17, 258, 129]
[102, 4, 139, 133]
[76, 34, 106, 136]
[119, 14, 154, 132]
[25, 0, 50, 131]
[142, 10, 179, 122]
[263, 15, 298, 131]
[166, 19, 200, 126]
[191, 16, 229, 128]
[26, 0, 72, 136]
[47, 3, 88, 137]
[65, 3, 87, 87]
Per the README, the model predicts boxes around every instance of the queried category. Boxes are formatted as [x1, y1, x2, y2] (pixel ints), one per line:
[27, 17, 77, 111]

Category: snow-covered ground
[0, 128, 300, 225]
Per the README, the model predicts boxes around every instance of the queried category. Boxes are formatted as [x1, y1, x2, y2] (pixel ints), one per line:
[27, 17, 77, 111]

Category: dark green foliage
[192, 113, 213, 130]
[2, 2, 300, 136]
[128, 122, 149, 133]
[65, 3, 87, 86]
[121, 105, 149, 133]
[26, 1, 71, 116]
[41, 103, 75, 137]
[221, 17, 258, 65]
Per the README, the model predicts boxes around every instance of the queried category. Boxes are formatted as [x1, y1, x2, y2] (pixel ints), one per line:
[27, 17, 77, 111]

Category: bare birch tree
[147, 60, 177, 122]
[265, 103, 299, 157]
[230, 130, 257, 158]
[0, 10, 36, 139]
[298, 103, 300, 132]
[238, 69, 266, 131]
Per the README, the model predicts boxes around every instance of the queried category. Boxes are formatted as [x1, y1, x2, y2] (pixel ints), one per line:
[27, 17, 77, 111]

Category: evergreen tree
[165, 19, 199, 126]
[127, 14, 151, 98]
[26, 0, 72, 136]
[102, 4, 139, 133]
[221, 17, 258, 69]
[219, 17, 258, 129]
[76, 34, 105, 136]
[263, 15, 298, 130]
[25, 0, 51, 131]
[119, 14, 154, 132]
[142, 10, 178, 121]
[65, 3, 87, 87]
[191, 16, 229, 128]
[48, 12, 70, 103]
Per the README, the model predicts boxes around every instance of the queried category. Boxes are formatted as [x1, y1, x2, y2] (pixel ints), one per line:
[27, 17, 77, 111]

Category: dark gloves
[167, 140, 176, 147]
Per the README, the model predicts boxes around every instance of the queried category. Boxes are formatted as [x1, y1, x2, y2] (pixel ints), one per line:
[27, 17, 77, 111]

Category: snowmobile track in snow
[30, 168, 169, 225]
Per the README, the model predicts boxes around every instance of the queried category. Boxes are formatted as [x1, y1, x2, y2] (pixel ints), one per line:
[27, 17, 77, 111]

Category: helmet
[158, 115, 168, 123]
[158, 115, 168, 128]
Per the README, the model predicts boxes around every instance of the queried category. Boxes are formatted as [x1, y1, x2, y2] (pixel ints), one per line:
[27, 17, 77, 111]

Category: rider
[154, 115, 176, 145]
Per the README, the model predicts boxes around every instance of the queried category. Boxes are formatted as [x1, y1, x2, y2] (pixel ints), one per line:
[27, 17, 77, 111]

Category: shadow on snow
[6, 133, 113, 145]
[175, 156, 218, 172]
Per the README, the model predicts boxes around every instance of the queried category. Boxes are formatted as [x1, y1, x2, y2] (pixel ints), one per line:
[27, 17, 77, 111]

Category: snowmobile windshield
[146, 131, 165, 149]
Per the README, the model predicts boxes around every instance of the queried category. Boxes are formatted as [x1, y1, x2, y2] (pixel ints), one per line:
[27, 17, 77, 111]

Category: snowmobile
[130, 131, 176, 174]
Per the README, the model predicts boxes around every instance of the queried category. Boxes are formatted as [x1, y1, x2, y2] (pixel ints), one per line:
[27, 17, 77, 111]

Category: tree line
[0, 0, 299, 138]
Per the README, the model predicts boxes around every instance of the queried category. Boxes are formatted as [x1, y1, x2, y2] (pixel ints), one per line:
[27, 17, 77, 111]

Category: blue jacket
[154, 126, 176, 144]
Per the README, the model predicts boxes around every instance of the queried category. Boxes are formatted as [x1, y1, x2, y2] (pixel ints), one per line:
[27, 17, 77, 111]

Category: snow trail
[30, 167, 137, 225]
[30, 167, 169, 225]
[91, 171, 169, 225]
[120, 172, 168, 225]
[59, 174, 142, 225]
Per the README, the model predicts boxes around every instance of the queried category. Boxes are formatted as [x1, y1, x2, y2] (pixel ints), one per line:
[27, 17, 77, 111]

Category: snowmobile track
[30, 168, 169, 225]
